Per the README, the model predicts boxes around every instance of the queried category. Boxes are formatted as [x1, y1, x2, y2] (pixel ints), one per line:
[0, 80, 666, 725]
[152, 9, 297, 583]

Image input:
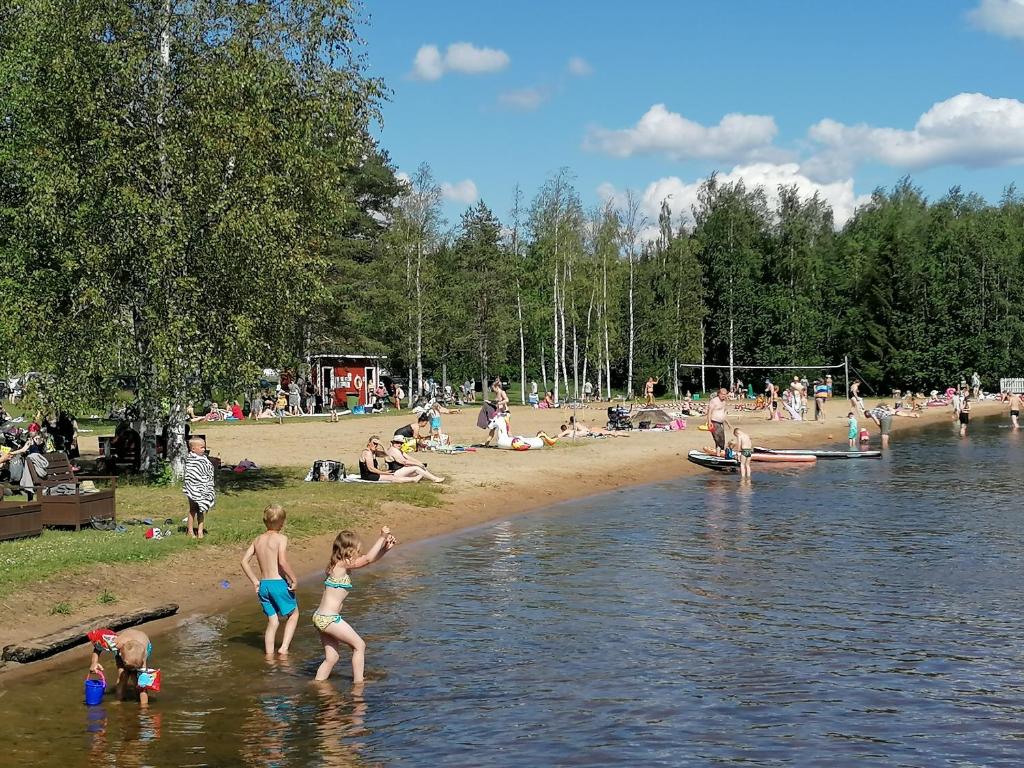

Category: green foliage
[50, 601, 71, 616]
[98, 590, 118, 605]
[1, 0, 389, 457]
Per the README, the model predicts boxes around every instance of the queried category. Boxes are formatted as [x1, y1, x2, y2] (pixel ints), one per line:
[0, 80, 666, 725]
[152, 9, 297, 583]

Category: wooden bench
[97, 434, 140, 473]
[0, 500, 43, 541]
[27, 452, 117, 530]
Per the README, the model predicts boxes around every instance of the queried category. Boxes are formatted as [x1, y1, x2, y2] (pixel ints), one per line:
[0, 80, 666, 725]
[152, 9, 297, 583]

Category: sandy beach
[0, 398, 1003, 670]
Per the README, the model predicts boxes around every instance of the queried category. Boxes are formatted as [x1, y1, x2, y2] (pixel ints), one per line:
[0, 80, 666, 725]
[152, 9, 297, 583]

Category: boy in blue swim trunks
[241, 504, 300, 656]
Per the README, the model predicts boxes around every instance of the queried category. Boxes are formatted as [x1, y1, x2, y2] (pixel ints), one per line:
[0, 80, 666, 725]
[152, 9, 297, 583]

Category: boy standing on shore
[241, 504, 300, 656]
[183, 437, 215, 538]
[848, 412, 858, 449]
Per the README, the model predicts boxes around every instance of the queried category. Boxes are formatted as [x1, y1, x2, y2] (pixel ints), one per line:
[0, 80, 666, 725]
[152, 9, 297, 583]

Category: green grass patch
[50, 601, 72, 615]
[0, 466, 443, 598]
[98, 590, 117, 605]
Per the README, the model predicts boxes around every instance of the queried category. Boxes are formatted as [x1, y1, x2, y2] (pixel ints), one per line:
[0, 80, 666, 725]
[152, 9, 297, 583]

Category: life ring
[354, 375, 363, 390]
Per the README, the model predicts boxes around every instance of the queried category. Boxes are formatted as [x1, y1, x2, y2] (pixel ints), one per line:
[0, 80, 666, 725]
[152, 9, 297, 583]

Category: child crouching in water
[87, 627, 158, 705]
[313, 526, 397, 684]
[241, 504, 300, 656]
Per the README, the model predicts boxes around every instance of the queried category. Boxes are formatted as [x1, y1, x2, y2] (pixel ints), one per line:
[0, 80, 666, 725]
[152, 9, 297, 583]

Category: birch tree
[1, 0, 384, 475]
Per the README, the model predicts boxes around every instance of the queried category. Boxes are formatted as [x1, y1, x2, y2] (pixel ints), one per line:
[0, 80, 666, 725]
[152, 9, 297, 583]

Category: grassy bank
[0, 468, 443, 600]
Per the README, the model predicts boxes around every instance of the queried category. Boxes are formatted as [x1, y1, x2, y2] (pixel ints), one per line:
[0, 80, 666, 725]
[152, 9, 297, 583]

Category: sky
[358, 0, 1024, 230]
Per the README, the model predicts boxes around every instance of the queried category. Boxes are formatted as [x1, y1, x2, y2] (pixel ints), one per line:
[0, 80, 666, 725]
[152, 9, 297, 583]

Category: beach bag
[670, 418, 686, 430]
[305, 460, 345, 482]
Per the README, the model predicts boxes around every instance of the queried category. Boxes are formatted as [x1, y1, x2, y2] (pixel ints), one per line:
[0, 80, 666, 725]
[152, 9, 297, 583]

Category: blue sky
[359, 0, 1024, 228]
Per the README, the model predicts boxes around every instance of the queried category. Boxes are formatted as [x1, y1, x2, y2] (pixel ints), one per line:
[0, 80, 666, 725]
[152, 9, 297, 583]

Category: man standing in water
[707, 387, 730, 456]
[867, 403, 894, 448]
[1009, 391, 1022, 429]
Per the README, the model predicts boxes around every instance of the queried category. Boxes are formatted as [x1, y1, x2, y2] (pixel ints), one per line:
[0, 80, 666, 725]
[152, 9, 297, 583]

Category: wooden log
[2, 603, 178, 663]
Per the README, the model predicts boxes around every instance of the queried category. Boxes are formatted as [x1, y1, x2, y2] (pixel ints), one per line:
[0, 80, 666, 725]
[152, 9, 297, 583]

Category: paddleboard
[753, 447, 882, 459]
[687, 450, 738, 472]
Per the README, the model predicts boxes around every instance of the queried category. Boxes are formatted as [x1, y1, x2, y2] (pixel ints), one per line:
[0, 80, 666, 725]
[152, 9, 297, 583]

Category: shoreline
[0, 399, 1001, 681]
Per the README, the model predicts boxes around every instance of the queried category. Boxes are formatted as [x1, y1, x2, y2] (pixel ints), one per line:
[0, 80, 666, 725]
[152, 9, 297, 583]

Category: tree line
[3, 1, 1022, 475]
[375, 169, 1024, 404]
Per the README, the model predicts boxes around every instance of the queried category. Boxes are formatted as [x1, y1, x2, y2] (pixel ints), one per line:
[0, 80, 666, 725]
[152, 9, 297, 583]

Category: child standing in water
[87, 627, 157, 705]
[733, 427, 753, 478]
[241, 504, 300, 656]
[848, 411, 858, 449]
[313, 526, 397, 683]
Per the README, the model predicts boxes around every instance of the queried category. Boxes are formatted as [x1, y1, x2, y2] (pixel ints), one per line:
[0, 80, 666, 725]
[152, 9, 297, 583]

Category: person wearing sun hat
[384, 434, 440, 479]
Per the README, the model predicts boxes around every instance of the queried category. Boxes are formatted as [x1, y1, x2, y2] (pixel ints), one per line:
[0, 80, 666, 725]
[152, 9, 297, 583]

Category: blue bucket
[84, 673, 105, 706]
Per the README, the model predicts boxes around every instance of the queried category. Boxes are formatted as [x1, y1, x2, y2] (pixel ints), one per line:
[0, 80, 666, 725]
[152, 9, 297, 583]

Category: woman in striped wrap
[183, 437, 216, 538]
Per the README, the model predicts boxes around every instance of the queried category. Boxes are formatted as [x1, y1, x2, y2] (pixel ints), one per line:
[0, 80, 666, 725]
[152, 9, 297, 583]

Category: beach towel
[183, 452, 216, 513]
[477, 402, 497, 430]
[341, 474, 382, 483]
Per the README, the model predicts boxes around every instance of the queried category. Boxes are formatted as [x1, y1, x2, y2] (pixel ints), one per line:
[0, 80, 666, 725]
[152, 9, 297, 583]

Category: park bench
[27, 452, 117, 530]
[0, 500, 42, 541]
[97, 434, 140, 473]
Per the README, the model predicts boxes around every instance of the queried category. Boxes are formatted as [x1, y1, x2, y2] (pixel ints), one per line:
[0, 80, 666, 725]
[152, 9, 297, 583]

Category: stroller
[606, 405, 632, 431]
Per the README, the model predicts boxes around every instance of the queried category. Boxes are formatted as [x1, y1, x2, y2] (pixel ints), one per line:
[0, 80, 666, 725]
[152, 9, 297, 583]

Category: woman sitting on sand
[359, 436, 444, 483]
[384, 434, 445, 481]
[538, 390, 555, 409]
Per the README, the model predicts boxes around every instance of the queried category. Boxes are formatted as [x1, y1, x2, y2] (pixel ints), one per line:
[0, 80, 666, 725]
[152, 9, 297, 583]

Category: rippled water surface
[4, 416, 1024, 766]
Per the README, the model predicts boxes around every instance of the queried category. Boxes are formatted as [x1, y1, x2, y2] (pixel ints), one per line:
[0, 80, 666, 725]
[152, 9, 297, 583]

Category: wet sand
[0, 398, 1002, 675]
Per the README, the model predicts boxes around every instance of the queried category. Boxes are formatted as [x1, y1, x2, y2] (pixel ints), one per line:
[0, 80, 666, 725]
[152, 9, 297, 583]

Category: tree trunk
[553, 265, 560, 403]
[627, 250, 634, 397]
[516, 283, 526, 405]
[416, 241, 424, 396]
[540, 342, 547, 391]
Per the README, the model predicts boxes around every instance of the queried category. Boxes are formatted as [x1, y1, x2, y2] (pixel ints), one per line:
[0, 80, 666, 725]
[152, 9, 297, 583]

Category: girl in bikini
[313, 526, 398, 683]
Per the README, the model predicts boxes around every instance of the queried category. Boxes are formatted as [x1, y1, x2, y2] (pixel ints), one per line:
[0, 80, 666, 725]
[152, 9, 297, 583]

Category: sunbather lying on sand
[557, 416, 628, 438]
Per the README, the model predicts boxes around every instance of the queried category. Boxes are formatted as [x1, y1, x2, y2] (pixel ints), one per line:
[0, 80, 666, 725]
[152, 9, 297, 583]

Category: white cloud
[411, 46, 445, 81]
[968, 0, 1024, 39]
[584, 104, 781, 163]
[807, 92, 1024, 175]
[410, 42, 510, 81]
[441, 179, 479, 204]
[567, 56, 593, 76]
[498, 87, 548, 111]
[598, 163, 871, 231]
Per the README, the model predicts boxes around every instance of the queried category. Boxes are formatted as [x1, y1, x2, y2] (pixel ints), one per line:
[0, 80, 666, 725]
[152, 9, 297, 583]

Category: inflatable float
[754, 447, 882, 460]
[487, 414, 557, 450]
[687, 450, 739, 472]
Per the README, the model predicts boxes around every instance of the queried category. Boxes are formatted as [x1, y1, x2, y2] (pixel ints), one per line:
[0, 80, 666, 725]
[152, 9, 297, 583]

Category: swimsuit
[358, 459, 379, 482]
[257, 579, 297, 617]
[710, 420, 726, 449]
[312, 613, 343, 632]
[312, 575, 353, 632]
[740, 448, 753, 458]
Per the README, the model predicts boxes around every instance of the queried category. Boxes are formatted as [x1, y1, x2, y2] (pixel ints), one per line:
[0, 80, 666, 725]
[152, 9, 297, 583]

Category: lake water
[4, 414, 1024, 766]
